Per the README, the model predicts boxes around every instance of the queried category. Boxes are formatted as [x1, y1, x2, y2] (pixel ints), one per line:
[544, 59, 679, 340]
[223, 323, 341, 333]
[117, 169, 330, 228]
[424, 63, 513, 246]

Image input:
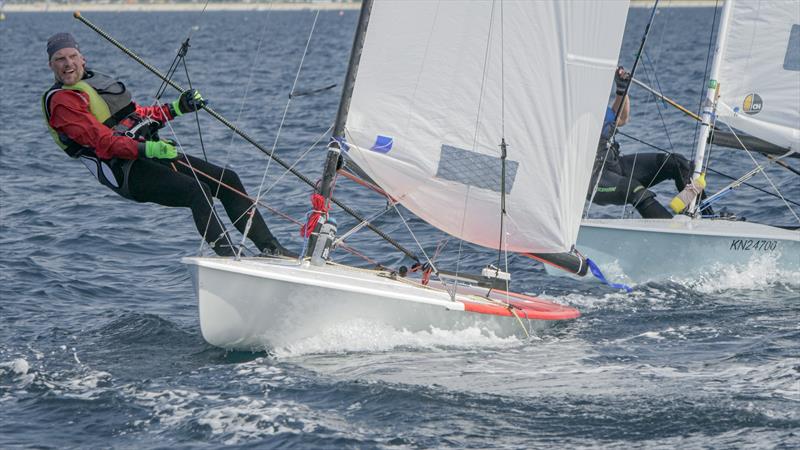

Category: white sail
[715, 0, 800, 152]
[343, 0, 630, 254]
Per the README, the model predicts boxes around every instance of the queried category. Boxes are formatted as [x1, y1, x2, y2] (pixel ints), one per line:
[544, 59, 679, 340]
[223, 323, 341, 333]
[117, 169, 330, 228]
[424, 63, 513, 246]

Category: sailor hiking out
[42, 32, 292, 257]
[588, 66, 708, 219]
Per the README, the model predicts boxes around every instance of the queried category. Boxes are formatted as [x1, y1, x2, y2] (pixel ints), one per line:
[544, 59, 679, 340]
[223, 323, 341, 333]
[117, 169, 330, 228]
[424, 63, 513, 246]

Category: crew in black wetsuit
[588, 66, 697, 219]
[43, 32, 293, 257]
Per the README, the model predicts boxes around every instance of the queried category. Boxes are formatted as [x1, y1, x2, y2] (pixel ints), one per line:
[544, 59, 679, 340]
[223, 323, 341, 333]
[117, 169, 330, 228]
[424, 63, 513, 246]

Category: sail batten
[343, 0, 630, 253]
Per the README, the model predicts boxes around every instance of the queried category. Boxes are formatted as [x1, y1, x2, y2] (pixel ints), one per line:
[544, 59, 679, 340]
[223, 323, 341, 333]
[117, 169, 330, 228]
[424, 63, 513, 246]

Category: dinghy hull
[547, 217, 800, 282]
[182, 257, 579, 351]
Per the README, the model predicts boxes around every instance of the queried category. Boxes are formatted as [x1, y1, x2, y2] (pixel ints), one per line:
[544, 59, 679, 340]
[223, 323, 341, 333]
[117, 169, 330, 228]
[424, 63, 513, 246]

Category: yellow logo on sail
[742, 93, 763, 115]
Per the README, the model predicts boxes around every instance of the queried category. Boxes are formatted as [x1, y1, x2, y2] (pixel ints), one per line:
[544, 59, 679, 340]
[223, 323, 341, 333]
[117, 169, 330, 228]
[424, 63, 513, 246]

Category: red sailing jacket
[47, 89, 174, 160]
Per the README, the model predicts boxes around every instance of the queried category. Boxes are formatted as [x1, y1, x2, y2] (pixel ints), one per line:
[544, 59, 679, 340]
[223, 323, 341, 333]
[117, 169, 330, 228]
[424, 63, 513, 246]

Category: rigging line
[154, 0, 212, 99]
[180, 56, 209, 162]
[621, 152, 638, 218]
[615, 62, 680, 212]
[179, 3, 277, 255]
[701, 165, 762, 202]
[252, 9, 321, 207]
[722, 123, 800, 223]
[651, 0, 672, 67]
[174, 158, 380, 264]
[400, 0, 439, 133]
[256, 123, 333, 200]
[456, 0, 498, 295]
[154, 39, 187, 101]
[500, 0, 505, 138]
[388, 200, 454, 296]
[691, 0, 721, 162]
[470, 0, 497, 154]
[172, 157, 382, 264]
[641, 52, 674, 152]
[631, 76, 702, 122]
[338, 169, 394, 199]
[150, 38, 211, 163]
[174, 159, 292, 222]
[615, 54, 681, 217]
[217, 4, 275, 209]
[155, 99, 237, 256]
[218, 123, 332, 242]
[333, 201, 397, 247]
[642, 50, 671, 123]
[617, 130, 800, 208]
[431, 237, 450, 264]
[608, 0, 660, 144]
[496, 139, 508, 267]
[212, 3, 278, 255]
[495, 1, 507, 273]
[587, 0, 661, 216]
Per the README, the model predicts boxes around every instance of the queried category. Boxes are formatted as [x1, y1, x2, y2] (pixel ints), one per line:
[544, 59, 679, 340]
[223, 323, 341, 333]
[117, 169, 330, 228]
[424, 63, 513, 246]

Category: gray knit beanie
[47, 33, 80, 59]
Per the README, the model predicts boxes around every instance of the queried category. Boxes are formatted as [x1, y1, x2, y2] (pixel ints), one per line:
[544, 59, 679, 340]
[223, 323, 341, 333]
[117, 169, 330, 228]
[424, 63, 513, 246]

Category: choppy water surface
[1, 7, 798, 449]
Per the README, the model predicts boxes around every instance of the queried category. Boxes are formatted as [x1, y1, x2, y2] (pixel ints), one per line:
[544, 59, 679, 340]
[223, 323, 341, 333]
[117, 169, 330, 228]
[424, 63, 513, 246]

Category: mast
[319, 0, 373, 200]
[689, 0, 734, 212]
[304, 0, 376, 266]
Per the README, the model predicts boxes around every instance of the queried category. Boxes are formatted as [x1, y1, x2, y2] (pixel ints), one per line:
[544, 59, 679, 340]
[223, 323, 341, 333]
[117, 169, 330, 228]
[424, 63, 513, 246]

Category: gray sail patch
[436, 144, 519, 193]
[785, 24, 799, 71]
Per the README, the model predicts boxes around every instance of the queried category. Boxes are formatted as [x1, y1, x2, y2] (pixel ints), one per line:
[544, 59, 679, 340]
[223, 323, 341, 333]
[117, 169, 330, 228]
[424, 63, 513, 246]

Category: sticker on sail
[370, 135, 393, 153]
[742, 93, 763, 115]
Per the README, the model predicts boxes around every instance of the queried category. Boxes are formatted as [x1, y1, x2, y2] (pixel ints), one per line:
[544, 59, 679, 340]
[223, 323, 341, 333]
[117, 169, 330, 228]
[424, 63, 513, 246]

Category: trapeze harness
[42, 71, 160, 199]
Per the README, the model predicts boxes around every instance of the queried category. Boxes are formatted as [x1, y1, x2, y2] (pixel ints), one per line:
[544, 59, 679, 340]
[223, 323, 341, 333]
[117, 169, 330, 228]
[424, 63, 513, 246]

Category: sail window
[436, 144, 518, 194]
[785, 24, 799, 71]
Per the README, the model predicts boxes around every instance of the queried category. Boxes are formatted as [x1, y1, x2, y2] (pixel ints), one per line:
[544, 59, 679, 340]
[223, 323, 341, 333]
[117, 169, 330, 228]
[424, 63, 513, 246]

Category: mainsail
[342, 0, 630, 254]
[714, 0, 800, 152]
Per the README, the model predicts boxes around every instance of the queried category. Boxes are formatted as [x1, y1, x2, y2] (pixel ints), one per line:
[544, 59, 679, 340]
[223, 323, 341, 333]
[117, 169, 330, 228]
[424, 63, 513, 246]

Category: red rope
[410, 262, 433, 286]
[300, 193, 329, 238]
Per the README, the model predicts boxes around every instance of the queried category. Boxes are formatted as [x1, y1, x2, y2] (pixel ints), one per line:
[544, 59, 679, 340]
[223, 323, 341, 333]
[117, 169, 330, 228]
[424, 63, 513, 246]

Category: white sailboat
[566, 0, 800, 283]
[182, 0, 631, 351]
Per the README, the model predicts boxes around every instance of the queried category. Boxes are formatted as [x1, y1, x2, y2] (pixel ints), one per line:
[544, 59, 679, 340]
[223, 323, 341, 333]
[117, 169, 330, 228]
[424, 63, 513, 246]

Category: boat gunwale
[582, 217, 800, 240]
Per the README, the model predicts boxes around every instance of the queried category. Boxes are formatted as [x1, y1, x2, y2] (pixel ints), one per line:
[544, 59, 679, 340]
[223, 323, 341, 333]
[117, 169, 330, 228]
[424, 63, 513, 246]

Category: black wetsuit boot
[635, 196, 673, 219]
[631, 187, 673, 219]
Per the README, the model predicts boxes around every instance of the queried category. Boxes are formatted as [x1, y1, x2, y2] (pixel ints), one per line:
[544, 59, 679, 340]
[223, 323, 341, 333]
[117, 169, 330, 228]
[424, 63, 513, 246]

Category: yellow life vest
[42, 70, 135, 157]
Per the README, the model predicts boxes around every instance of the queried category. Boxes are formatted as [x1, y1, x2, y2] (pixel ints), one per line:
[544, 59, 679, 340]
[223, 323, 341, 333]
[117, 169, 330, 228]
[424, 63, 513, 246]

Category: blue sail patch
[371, 135, 394, 153]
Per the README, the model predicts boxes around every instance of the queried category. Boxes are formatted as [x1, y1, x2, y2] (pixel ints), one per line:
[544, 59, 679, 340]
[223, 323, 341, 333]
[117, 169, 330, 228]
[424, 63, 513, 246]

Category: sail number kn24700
[729, 239, 778, 251]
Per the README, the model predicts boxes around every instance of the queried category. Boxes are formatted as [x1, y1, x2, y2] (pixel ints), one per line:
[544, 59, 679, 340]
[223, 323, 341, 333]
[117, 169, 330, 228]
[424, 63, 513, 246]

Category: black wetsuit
[128, 154, 282, 256]
[588, 107, 692, 219]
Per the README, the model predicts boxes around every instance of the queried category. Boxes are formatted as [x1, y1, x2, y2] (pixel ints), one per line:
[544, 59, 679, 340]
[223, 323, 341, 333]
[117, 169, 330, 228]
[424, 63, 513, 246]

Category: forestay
[343, 0, 629, 254]
[715, 0, 800, 152]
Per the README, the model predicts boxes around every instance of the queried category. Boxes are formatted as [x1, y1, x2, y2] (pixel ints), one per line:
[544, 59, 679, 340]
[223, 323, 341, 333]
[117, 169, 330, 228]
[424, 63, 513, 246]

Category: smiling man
[42, 32, 293, 257]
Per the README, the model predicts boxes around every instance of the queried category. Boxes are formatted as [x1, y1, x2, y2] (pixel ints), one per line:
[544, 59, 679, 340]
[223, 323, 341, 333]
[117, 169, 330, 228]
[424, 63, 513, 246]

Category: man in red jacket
[43, 32, 292, 257]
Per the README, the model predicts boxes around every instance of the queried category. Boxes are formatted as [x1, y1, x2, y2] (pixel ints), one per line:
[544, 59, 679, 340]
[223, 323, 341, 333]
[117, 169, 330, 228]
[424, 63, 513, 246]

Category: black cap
[47, 33, 80, 59]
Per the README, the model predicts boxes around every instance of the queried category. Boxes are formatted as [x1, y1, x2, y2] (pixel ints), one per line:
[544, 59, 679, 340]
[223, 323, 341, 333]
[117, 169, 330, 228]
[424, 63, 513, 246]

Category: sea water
[1, 7, 798, 448]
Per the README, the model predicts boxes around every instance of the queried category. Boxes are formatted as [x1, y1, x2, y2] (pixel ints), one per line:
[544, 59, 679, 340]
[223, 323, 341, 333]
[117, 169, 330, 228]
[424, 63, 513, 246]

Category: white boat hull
[182, 257, 578, 351]
[547, 217, 800, 282]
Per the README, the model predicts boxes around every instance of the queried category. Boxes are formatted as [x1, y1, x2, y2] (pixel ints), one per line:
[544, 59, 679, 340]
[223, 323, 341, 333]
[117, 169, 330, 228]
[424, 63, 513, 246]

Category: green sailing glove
[138, 140, 177, 160]
[171, 89, 206, 116]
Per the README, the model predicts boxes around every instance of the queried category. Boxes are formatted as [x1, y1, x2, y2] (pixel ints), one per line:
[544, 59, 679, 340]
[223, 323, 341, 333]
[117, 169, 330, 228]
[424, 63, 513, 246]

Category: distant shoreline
[4, 2, 360, 13]
[4, 1, 720, 13]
